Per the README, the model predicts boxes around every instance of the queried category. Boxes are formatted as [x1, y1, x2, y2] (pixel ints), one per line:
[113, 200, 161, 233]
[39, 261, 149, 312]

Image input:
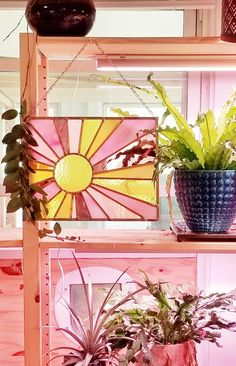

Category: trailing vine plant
[1, 104, 81, 241]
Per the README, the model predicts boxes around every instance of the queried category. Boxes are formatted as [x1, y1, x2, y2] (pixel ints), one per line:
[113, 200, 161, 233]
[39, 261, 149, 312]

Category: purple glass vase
[26, 0, 96, 36]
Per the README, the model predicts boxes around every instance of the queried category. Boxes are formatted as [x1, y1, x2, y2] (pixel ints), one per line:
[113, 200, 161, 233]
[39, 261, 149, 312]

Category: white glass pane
[89, 10, 184, 37]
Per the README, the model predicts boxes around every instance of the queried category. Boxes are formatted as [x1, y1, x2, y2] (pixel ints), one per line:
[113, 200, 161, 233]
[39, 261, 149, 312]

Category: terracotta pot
[136, 341, 198, 366]
[221, 0, 236, 42]
[26, 0, 96, 36]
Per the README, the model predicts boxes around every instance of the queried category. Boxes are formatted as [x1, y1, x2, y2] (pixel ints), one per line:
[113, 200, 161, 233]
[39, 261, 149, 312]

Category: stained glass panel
[28, 117, 158, 221]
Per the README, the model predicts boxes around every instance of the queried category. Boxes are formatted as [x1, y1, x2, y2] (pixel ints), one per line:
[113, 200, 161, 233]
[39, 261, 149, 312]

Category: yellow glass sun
[54, 154, 92, 193]
[28, 117, 158, 221]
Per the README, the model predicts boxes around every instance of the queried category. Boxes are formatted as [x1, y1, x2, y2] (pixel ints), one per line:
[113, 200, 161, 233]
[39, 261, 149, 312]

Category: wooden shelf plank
[34, 36, 236, 59]
[1, 227, 236, 252]
[39, 229, 236, 253]
[0, 228, 22, 247]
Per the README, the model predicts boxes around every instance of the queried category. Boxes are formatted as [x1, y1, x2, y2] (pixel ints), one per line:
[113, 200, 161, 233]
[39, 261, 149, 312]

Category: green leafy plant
[50, 255, 145, 366]
[95, 73, 236, 174]
[1, 105, 48, 219]
[106, 274, 236, 364]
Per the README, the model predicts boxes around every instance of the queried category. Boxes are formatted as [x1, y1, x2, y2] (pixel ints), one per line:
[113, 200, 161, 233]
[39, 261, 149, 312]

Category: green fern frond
[147, 74, 194, 137]
[196, 111, 217, 153]
[159, 127, 204, 167]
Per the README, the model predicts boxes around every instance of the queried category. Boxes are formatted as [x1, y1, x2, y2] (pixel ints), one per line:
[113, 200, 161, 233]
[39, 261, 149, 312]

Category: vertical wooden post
[20, 33, 41, 366]
[23, 221, 41, 366]
[20, 33, 38, 115]
[41, 248, 51, 366]
[38, 45, 50, 366]
[38, 53, 48, 116]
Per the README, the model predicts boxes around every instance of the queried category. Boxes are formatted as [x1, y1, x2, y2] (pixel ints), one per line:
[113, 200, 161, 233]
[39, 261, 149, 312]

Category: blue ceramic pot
[174, 170, 236, 233]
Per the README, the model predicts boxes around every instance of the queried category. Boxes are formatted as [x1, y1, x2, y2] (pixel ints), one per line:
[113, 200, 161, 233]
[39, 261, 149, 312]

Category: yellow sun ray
[80, 119, 103, 156]
[55, 193, 72, 219]
[86, 119, 121, 159]
[92, 179, 156, 204]
[46, 191, 66, 219]
[29, 170, 54, 184]
[93, 163, 154, 179]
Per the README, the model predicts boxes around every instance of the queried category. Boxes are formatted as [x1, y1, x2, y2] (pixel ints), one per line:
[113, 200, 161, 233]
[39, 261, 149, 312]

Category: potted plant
[97, 73, 236, 233]
[50, 254, 145, 366]
[106, 273, 236, 366]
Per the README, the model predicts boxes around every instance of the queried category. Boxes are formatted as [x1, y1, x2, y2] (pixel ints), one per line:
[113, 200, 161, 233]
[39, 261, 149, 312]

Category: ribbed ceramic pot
[221, 0, 236, 43]
[26, 0, 96, 36]
[174, 170, 236, 233]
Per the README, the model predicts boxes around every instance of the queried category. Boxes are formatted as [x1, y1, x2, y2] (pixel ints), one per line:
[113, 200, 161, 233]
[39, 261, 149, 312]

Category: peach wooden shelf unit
[1, 33, 235, 366]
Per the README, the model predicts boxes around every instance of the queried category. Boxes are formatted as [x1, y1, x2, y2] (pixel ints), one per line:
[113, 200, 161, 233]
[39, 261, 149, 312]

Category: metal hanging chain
[35, 39, 91, 112]
[35, 38, 154, 117]
[93, 40, 155, 117]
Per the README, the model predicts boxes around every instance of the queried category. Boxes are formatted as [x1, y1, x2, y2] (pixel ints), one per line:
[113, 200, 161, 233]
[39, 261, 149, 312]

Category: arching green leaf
[205, 143, 228, 170]
[219, 122, 236, 143]
[147, 74, 194, 137]
[159, 127, 204, 167]
[196, 111, 217, 153]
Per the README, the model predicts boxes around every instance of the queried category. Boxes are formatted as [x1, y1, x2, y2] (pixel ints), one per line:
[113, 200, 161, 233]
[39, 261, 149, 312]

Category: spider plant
[50, 254, 145, 366]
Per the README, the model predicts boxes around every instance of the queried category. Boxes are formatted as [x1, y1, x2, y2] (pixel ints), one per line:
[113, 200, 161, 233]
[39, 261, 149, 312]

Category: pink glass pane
[30, 149, 56, 166]
[54, 118, 69, 155]
[87, 186, 140, 219]
[75, 193, 91, 220]
[90, 118, 156, 166]
[29, 128, 58, 162]
[82, 191, 108, 219]
[91, 184, 158, 220]
[40, 181, 60, 201]
[68, 119, 82, 154]
[30, 119, 64, 157]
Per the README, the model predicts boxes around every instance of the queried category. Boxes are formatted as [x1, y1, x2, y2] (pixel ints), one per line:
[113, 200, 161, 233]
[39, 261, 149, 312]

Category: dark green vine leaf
[1, 148, 20, 163]
[12, 124, 26, 138]
[21, 123, 32, 136]
[6, 142, 20, 154]
[7, 196, 22, 213]
[5, 183, 19, 194]
[39, 201, 48, 216]
[42, 228, 53, 234]
[20, 100, 27, 116]
[10, 191, 20, 199]
[3, 172, 19, 187]
[38, 230, 47, 239]
[2, 132, 19, 144]
[54, 222, 62, 236]
[2, 109, 18, 120]
[4, 159, 19, 174]
[24, 134, 38, 147]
